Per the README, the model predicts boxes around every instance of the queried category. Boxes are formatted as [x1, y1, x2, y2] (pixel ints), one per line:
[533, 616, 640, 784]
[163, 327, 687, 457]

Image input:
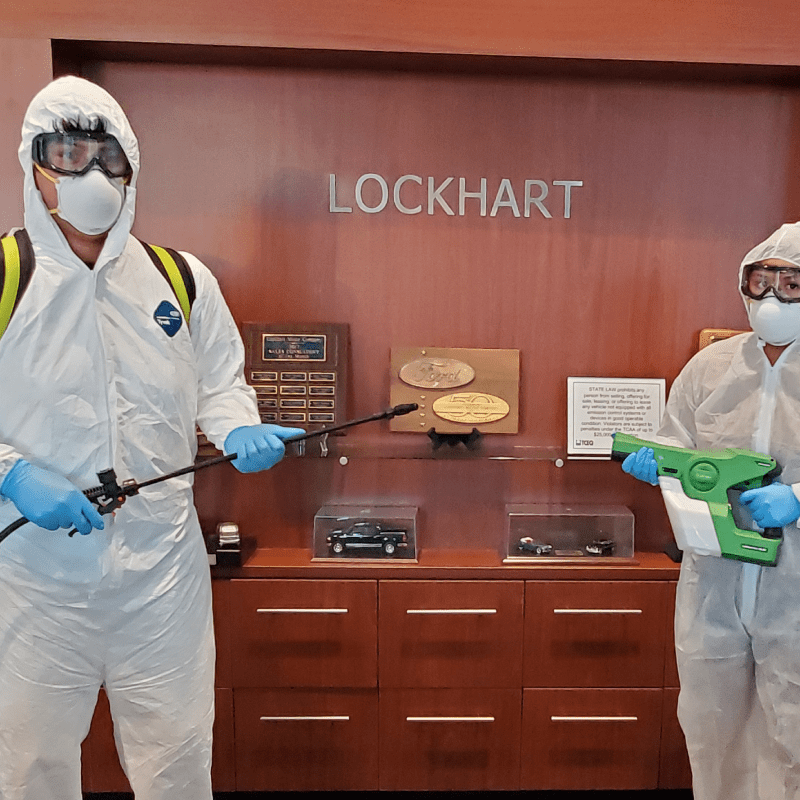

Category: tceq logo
[329, 173, 583, 219]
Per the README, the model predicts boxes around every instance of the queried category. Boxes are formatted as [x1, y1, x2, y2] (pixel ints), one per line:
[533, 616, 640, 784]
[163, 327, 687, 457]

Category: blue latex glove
[0, 459, 104, 535]
[621, 447, 659, 486]
[224, 424, 306, 473]
[739, 482, 800, 528]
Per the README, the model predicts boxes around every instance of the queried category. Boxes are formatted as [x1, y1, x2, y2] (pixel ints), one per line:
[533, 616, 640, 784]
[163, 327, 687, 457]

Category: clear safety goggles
[741, 263, 800, 303]
[32, 131, 131, 180]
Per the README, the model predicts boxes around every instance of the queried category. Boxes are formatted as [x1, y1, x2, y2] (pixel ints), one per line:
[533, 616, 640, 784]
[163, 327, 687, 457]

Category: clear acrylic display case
[503, 503, 634, 562]
[313, 504, 418, 561]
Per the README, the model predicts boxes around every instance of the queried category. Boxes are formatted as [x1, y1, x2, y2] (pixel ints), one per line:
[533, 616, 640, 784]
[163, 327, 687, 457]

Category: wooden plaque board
[242, 322, 349, 433]
[390, 346, 520, 434]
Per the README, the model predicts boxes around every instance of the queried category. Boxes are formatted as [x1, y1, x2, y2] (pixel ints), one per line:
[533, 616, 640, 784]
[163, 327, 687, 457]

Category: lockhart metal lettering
[329, 173, 583, 219]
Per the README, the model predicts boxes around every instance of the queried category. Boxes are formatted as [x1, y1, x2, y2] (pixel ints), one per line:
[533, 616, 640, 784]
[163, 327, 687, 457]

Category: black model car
[585, 538, 616, 556]
[518, 537, 554, 556]
[327, 520, 408, 556]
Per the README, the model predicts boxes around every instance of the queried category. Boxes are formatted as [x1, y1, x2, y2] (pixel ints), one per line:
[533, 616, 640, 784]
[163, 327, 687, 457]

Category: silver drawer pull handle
[260, 715, 350, 722]
[553, 608, 643, 615]
[551, 715, 639, 722]
[406, 716, 495, 723]
[256, 608, 349, 614]
[406, 609, 497, 615]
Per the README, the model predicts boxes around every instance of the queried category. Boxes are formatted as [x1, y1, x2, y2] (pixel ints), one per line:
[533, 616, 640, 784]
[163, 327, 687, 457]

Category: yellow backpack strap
[0, 230, 35, 342]
[140, 241, 196, 325]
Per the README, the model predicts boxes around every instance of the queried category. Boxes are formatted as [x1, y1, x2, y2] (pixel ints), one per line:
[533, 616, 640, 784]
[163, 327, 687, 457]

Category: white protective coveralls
[657, 222, 800, 800]
[0, 77, 260, 799]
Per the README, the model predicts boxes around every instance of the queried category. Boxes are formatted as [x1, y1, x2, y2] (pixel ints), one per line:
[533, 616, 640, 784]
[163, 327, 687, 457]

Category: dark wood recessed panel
[68, 58, 789, 556]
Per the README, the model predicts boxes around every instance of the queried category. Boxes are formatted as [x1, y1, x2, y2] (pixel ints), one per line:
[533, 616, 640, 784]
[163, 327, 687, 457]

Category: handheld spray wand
[0, 403, 419, 547]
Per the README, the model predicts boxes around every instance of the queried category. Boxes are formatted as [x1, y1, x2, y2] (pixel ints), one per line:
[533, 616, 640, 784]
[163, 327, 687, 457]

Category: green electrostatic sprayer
[611, 432, 783, 566]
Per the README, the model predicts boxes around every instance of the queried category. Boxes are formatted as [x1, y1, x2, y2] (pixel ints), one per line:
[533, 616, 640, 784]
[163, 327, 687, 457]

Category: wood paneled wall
[0, 39, 52, 229]
[2, 15, 800, 553]
[4, 1, 800, 65]
[42, 54, 786, 552]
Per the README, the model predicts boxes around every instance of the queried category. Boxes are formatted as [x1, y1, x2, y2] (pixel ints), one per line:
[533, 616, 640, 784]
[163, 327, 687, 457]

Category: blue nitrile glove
[0, 459, 104, 535]
[621, 447, 659, 486]
[739, 482, 800, 528]
[223, 424, 306, 473]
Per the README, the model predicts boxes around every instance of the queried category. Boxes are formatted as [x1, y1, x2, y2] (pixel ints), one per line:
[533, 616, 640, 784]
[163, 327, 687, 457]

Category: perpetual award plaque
[242, 322, 349, 432]
[389, 346, 520, 434]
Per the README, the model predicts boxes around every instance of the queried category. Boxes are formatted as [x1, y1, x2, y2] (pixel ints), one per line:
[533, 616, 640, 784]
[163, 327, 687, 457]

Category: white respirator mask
[36, 163, 126, 235]
[747, 295, 800, 346]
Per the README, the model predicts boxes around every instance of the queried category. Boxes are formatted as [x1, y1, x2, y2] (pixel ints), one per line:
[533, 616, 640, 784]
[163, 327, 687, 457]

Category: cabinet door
[380, 688, 521, 791]
[524, 581, 668, 688]
[81, 687, 235, 793]
[234, 687, 379, 791]
[521, 688, 662, 790]
[659, 687, 693, 789]
[664, 581, 679, 687]
[212, 578, 232, 688]
[230, 579, 377, 687]
[379, 580, 524, 687]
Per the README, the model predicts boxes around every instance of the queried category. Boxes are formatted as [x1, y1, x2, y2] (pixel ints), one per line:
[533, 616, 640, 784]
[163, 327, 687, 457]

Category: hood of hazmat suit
[20, 75, 140, 263]
[656, 221, 800, 799]
[739, 222, 800, 346]
[0, 76, 259, 800]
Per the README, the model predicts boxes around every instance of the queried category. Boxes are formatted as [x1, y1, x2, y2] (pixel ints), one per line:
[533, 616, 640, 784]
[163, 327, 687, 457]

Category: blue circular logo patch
[154, 300, 183, 337]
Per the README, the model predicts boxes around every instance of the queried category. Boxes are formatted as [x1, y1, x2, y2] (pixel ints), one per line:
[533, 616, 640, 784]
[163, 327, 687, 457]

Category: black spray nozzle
[386, 403, 418, 418]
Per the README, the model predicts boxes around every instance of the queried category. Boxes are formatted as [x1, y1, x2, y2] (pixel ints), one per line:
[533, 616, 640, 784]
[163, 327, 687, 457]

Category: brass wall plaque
[698, 328, 746, 350]
[432, 393, 510, 423]
[399, 357, 475, 389]
[390, 347, 519, 434]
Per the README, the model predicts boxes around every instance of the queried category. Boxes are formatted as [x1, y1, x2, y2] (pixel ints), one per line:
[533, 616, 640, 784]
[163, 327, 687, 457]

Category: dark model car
[518, 537, 554, 556]
[585, 538, 616, 556]
[327, 520, 408, 556]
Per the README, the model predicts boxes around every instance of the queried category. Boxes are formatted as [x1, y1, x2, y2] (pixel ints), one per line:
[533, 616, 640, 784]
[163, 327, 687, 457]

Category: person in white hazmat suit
[0, 76, 304, 800]
[622, 221, 800, 800]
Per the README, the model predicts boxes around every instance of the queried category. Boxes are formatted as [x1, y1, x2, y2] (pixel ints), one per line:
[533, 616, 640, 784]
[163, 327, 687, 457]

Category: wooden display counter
[82, 551, 690, 792]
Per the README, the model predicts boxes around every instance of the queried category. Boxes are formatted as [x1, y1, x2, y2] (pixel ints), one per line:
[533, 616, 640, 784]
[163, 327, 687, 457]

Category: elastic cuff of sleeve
[791, 484, 800, 526]
[0, 456, 26, 502]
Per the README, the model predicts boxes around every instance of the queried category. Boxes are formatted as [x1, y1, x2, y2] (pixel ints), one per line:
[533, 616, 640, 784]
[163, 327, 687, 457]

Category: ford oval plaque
[399, 357, 475, 390]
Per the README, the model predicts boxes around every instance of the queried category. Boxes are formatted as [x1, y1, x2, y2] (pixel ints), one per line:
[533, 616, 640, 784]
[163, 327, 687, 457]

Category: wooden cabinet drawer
[229, 579, 377, 687]
[379, 580, 524, 687]
[524, 581, 669, 687]
[380, 688, 521, 791]
[234, 687, 378, 791]
[521, 688, 662, 789]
